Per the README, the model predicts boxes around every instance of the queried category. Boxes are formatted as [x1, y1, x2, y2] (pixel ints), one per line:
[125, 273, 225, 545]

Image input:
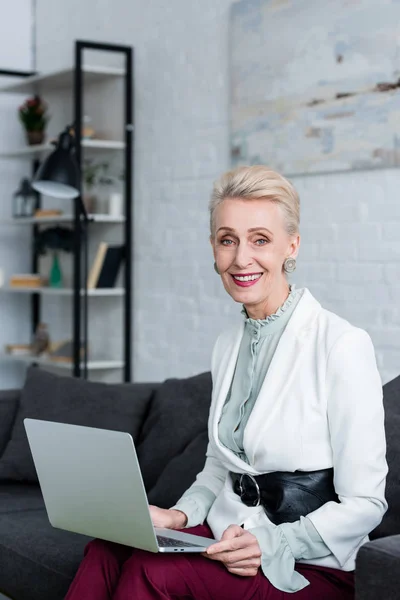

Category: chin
[228, 287, 264, 304]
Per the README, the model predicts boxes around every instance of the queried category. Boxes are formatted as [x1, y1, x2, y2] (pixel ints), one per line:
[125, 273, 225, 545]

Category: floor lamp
[32, 126, 89, 378]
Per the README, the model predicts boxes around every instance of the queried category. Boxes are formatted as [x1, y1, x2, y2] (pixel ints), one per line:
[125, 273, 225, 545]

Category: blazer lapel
[211, 322, 243, 432]
[243, 289, 322, 466]
[209, 321, 261, 472]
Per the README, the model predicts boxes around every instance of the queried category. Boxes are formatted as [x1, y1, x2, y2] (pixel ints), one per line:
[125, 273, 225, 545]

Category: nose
[233, 242, 253, 270]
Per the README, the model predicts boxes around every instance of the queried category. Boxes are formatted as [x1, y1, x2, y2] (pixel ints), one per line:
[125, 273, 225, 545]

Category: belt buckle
[239, 473, 261, 507]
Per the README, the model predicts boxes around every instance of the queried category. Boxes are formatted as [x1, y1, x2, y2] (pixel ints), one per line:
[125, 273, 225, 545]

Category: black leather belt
[231, 468, 339, 525]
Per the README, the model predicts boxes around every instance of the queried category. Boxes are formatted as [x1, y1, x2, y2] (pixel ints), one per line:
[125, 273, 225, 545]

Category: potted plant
[18, 95, 49, 145]
[82, 159, 109, 213]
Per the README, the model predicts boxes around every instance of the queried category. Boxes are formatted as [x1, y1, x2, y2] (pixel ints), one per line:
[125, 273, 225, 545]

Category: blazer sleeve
[170, 442, 229, 526]
[306, 327, 388, 567]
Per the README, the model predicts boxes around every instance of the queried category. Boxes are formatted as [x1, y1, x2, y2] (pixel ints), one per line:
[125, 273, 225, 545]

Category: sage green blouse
[172, 285, 331, 592]
[218, 285, 303, 460]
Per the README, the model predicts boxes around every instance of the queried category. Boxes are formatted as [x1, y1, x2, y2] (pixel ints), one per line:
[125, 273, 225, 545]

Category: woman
[65, 166, 387, 599]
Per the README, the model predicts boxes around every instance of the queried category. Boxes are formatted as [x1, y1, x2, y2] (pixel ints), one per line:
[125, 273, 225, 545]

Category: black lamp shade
[32, 129, 81, 200]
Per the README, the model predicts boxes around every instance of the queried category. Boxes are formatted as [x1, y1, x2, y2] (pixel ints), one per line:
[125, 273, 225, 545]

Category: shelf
[2, 287, 125, 296]
[1, 353, 124, 371]
[0, 138, 125, 158]
[81, 139, 125, 150]
[0, 65, 125, 94]
[1, 214, 125, 225]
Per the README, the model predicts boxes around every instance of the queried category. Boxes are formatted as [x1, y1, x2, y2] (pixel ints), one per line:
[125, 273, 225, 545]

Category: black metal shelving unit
[0, 39, 134, 383]
[73, 40, 134, 381]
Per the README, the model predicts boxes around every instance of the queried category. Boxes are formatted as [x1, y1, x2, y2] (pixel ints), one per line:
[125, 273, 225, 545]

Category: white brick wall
[32, 0, 400, 385]
[293, 168, 400, 384]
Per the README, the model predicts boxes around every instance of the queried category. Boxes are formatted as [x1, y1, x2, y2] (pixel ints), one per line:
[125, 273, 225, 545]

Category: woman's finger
[210, 549, 261, 565]
[227, 566, 259, 577]
[225, 556, 261, 568]
[207, 531, 256, 556]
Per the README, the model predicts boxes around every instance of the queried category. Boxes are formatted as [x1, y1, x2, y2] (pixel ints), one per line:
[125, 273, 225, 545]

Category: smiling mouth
[231, 273, 262, 282]
[230, 273, 263, 287]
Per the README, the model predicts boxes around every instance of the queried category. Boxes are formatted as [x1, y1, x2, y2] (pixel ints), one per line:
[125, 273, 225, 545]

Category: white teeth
[233, 274, 262, 282]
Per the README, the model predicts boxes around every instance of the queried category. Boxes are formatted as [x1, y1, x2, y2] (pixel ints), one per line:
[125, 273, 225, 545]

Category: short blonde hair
[209, 165, 300, 237]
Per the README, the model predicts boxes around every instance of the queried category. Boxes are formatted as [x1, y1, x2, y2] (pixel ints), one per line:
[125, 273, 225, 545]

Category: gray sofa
[0, 367, 398, 600]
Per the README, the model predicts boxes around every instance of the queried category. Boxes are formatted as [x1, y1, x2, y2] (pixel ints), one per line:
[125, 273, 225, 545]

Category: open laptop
[23, 418, 215, 553]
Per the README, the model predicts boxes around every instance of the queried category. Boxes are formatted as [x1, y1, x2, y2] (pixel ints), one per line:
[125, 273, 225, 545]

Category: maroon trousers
[65, 524, 355, 600]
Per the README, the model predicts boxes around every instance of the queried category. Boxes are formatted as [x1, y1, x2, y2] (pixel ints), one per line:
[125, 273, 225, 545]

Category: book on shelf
[9, 274, 44, 288]
[4, 343, 32, 356]
[34, 209, 63, 218]
[87, 242, 125, 289]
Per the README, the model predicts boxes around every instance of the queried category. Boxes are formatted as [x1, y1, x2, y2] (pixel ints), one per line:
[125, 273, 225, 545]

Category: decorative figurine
[31, 323, 50, 356]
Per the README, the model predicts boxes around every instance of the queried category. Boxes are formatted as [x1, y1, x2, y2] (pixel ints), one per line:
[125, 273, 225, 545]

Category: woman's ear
[289, 234, 301, 259]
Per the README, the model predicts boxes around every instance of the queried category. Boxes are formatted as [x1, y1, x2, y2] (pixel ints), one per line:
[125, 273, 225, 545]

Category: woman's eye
[255, 238, 269, 245]
[221, 239, 234, 246]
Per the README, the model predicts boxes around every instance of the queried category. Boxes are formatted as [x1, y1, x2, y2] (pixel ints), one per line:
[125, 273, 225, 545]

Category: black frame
[73, 40, 134, 381]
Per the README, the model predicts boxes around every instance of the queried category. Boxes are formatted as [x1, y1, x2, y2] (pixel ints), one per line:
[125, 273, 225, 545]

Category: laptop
[23, 418, 216, 553]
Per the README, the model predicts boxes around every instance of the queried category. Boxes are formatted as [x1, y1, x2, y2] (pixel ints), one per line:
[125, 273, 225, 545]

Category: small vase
[82, 193, 97, 214]
[108, 192, 123, 217]
[49, 253, 63, 288]
[26, 130, 45, 146]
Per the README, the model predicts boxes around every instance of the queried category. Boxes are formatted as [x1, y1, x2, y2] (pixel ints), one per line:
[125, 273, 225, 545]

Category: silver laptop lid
[24, 418, 159, 551]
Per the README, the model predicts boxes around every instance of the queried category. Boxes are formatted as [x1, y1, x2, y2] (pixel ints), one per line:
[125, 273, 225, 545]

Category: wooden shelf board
[1, 353, 124, 370]
[1, 214, 125, 225]
[0, 138, 125, 158]
[2, 286, 125, 296]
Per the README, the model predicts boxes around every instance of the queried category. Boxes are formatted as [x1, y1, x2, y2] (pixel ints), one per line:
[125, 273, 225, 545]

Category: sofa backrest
[0, 389, 20, 456]
[137, 372, 212, 508]
[0, 368, 158, 483]
[0, 368, 212, 509]
[370, 374, 400, 539]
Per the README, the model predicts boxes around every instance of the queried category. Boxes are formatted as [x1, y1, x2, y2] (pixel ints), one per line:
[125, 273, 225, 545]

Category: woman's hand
[204, 524, 262, 577]
[149, 505, 188, 529]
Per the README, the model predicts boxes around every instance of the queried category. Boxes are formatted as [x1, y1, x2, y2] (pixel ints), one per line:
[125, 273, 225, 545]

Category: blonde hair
[209, 165, 300, 237]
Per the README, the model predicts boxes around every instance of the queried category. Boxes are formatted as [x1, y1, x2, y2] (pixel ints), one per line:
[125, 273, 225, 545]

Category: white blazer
[193, 288, 387, 571]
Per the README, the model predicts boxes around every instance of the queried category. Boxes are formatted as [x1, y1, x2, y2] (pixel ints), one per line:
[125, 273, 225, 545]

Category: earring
[283, 257, 296, 273]
[214, 261, 220, 275]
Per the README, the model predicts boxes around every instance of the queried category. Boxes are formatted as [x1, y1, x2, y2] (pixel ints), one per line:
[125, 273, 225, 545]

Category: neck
[244, 280, 291, 320]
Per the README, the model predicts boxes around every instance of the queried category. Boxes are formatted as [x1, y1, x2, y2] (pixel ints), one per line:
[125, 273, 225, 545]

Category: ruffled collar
[241, 284, 297, 327]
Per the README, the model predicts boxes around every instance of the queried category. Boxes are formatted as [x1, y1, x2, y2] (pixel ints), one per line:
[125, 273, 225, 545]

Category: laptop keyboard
[156, 535, 204, 548]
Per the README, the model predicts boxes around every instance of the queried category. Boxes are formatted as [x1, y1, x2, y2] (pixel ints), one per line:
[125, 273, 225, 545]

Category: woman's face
[210, 197, 300, 314]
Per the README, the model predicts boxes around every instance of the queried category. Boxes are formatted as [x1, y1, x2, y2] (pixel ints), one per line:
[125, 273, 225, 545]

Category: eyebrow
[216, 226, 273, 236]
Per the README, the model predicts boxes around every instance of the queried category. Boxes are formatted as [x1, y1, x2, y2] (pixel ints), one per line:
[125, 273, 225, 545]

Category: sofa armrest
[355, 535, 400, 600]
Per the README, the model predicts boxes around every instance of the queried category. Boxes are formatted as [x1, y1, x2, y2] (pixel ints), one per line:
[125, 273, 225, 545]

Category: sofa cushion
[0, 367, 155, 483]
[147, 430, 208, 508]
[0, 508, 89, 600]
[370, 375, 400, 539]
[0, 482, 44, 514]
[137, 371, 212, 493]
[0, 390, 19, 456]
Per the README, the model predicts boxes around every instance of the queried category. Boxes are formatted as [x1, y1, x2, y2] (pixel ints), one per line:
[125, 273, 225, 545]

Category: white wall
[0, 0, 34, 388]
[293, 168, 400, 385]
[32, 0, 400, 385]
